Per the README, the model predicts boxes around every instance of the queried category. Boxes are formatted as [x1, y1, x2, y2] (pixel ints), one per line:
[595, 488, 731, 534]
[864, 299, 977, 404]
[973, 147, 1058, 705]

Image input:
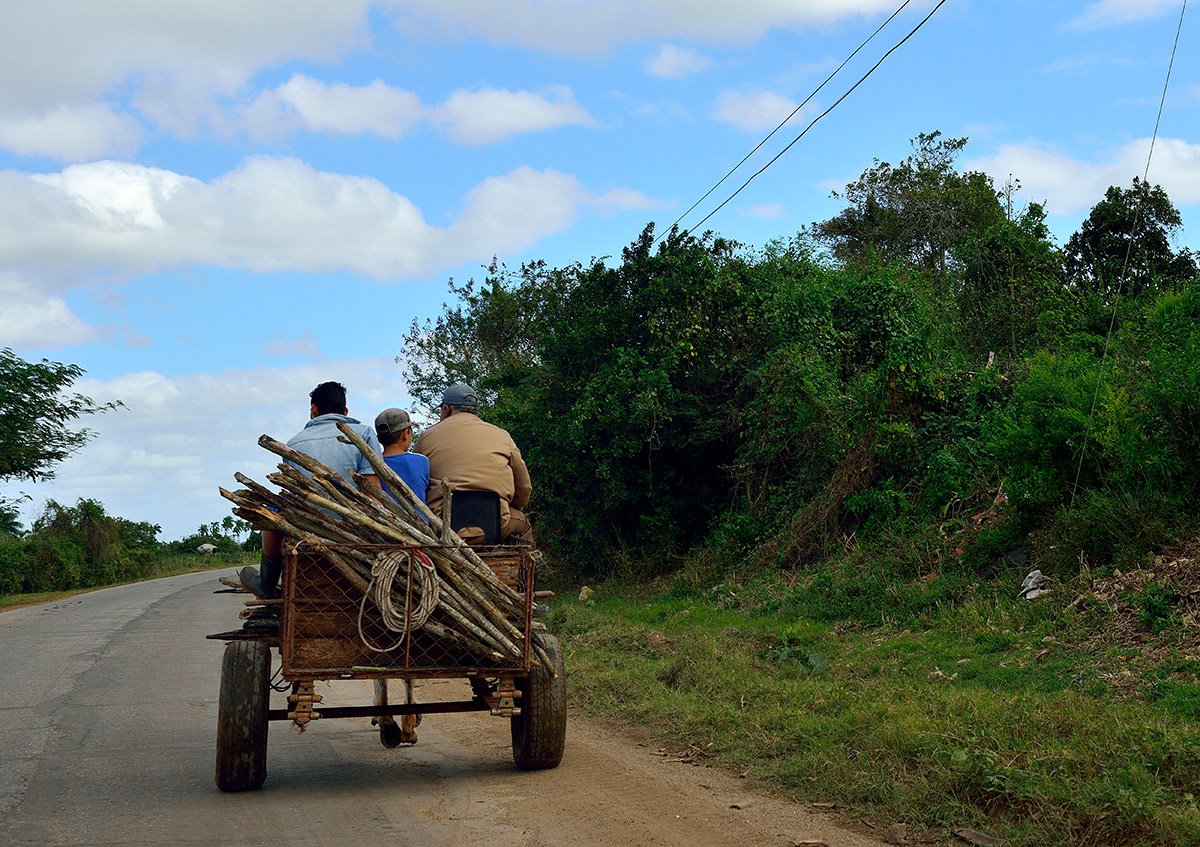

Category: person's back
[414, 384, 533, 542]
[240, 380, 381, 613]
[287, 412, 379, 486]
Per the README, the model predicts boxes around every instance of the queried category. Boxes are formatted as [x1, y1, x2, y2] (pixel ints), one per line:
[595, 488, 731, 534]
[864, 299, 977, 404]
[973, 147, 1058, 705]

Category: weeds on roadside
[551, 567, 1200, 847]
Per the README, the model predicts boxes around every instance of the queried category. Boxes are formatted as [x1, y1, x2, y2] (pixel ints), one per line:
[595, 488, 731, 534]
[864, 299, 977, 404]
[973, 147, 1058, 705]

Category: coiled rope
[358, 548, 441, 652]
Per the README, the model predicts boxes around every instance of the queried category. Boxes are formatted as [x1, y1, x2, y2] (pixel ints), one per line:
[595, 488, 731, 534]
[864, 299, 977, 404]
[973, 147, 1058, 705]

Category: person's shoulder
[463, 414, 508, 434]
[285, 424, 312, 446]
[414, 418, 450, 444]
[479, 417, 517, 441]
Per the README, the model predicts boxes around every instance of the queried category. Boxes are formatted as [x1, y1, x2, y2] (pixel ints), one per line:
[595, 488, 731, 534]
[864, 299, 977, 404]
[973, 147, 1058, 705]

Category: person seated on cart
[414, 383, 534, 543]
[374, 407, 430, 516]
[240, 381, 382, 607]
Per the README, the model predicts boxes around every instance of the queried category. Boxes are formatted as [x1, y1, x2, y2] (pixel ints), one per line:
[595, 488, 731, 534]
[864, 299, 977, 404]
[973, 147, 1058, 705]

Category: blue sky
[2, 0, 1197, 540]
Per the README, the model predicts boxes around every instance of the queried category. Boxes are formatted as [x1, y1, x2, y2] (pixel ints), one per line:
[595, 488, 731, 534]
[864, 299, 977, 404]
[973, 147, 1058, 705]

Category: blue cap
[441, 383, 479, 412]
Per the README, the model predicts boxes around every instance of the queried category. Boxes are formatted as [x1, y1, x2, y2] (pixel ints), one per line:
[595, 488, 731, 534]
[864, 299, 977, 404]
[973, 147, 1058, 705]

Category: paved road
[0, 570, 881, 847]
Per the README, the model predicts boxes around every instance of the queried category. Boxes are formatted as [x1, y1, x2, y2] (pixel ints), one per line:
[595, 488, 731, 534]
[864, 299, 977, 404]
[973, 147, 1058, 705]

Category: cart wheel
[511, 633, 566, 770]
[216, 640, 272, 791]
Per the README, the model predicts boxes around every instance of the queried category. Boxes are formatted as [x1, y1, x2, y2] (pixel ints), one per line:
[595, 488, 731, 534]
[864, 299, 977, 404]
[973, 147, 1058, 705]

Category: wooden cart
[208, 540, 565, 792]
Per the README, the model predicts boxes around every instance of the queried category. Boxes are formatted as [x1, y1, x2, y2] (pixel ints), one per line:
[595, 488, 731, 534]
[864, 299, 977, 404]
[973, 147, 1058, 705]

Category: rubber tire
[216, 640, 272, 791]
[511, 633, 566, 770]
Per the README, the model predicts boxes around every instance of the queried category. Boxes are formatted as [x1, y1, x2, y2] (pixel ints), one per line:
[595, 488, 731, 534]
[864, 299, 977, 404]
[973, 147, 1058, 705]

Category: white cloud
[644, 45, 712, 79]
[434, 86, 595, 145]
[713, 90, 801, 132]
[243, 75, 424, 142]
[392, 0, 901, 54]
[0, 274, 100, 347]
[451, 167, 587, 249]
[0, 157, 644, 281]
[0, 358, 409, 538]
[263, 331, 325, 360]
[591, 188, 660, 213]
[240, 78, 591, 145]
[0, 104, 143, 161]
[965, 137, 1200, 215]
[1066, 0, 1180, 29]
[0, 1, 903, 150]
[0, 2, 371, 113]
[742, 202, 786, 219]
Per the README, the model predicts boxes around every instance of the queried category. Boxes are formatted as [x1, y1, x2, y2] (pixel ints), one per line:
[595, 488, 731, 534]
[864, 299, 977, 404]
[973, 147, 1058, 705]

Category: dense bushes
[0, 500, 250, 597]
[402, 133, 1200, 606]
[0, 499, 161, 594]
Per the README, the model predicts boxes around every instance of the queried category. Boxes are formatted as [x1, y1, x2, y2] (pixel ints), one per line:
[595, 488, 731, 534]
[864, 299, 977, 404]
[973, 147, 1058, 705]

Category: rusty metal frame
[279, 541, 534, 676]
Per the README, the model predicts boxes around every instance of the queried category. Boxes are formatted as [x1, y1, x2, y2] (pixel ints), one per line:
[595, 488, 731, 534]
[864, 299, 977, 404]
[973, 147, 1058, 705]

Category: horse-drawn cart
[208, 538, 565, 792]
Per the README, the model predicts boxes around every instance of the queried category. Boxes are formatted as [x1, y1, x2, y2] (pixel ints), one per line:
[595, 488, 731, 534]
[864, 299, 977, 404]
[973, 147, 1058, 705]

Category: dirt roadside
[416, 678, 885, 847]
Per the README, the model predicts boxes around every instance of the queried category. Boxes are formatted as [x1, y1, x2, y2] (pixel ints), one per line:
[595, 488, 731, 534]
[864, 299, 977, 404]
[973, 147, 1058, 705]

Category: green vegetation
[0, 499, 252, 597]
[404, 132, 1200, 583]
[0, 348, 122, 484]
[554, 573, 1200, 847]
[0, 346, 254, 600]
[404, 131, 1200, 844]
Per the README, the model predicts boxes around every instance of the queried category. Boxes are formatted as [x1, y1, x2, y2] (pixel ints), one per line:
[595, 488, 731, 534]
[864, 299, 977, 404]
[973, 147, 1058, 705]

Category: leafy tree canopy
[814, 131, 1006, 277]
[396, 132, 1200, 584]
[0, 349, 121, 484]
[1064, 177, 1197, 302]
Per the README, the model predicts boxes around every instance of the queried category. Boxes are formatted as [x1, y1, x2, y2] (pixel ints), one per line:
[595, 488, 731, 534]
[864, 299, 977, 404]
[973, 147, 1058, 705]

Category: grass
[548, 575, 1200, 847]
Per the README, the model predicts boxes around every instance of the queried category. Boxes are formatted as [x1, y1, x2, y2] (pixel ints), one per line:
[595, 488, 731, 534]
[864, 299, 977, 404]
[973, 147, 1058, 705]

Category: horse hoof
[379, 722, 403, 748]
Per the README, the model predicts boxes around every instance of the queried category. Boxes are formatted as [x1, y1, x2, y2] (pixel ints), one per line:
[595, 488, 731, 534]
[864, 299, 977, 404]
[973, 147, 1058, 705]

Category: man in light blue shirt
[286, 391, 382, 487]
[240, 381, 381, 612]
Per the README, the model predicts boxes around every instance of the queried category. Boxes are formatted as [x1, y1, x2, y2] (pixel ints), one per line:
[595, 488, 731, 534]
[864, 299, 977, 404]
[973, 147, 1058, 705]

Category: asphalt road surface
[0, 570, 882, 847]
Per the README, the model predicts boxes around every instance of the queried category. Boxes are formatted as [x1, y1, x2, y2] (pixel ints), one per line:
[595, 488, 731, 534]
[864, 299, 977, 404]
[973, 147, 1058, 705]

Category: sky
[2, 0, 1198, 541]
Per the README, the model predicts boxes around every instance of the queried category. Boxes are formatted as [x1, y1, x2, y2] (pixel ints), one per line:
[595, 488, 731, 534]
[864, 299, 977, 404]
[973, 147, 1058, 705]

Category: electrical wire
[679, 0, 949, 237]
[662, 0, 914, 239]
[1069, 0, 1189, 505]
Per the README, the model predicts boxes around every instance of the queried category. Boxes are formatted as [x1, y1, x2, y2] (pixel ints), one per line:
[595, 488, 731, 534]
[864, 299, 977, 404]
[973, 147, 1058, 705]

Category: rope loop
[357, 548, 441, 653]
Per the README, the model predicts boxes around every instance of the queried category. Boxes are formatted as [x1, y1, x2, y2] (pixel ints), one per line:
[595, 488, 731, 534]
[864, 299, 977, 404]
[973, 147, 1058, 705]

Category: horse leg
[399, 679, 419, 744]
[374, 679, 403, 748]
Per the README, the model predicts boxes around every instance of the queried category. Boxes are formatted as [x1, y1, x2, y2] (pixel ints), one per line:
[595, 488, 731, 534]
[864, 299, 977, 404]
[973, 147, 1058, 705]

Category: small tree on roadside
[0, 348, 121, 483]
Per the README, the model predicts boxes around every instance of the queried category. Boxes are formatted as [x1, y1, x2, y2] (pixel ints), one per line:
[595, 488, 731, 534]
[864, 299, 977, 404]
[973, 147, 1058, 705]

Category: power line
[681, 0, 949, 237]
[1070, 0, 1189, 505]
[662, 0, 914, 239]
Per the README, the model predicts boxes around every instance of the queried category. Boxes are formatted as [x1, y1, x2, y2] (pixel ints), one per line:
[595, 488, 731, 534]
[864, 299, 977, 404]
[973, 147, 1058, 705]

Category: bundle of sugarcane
[219, 421, 552, 672]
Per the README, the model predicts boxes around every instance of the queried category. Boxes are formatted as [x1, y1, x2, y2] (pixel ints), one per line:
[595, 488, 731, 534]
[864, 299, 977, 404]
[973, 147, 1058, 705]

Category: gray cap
[375, 407, 415, 435]
[441, 383, 479, 412]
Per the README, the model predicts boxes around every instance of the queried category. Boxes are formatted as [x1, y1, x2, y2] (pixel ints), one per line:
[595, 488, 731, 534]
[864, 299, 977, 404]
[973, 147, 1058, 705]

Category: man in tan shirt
[414, 383, 534, 542]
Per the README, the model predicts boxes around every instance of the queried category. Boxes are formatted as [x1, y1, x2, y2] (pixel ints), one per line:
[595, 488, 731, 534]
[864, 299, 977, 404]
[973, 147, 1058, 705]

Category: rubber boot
[239, 554, 282, 600]
[258, 554, 282, 600]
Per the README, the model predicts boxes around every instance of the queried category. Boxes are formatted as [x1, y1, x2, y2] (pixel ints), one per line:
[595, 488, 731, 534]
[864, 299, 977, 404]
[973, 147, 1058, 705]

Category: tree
[815, 132, 1006, 278]
[401, 259, 574, 411]
[958, 200, 1067, 358]
[0, 349, 121, 483]
[1064, 177, 1197, 302]
[0, 504, 21, 536]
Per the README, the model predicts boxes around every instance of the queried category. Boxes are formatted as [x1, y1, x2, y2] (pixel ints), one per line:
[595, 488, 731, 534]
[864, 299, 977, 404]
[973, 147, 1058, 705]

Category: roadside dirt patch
[419, 678, 887, 847]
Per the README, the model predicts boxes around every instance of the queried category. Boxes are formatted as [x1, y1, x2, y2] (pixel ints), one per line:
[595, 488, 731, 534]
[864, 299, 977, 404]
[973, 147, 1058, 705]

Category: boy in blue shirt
[375, 407, 430, 512]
